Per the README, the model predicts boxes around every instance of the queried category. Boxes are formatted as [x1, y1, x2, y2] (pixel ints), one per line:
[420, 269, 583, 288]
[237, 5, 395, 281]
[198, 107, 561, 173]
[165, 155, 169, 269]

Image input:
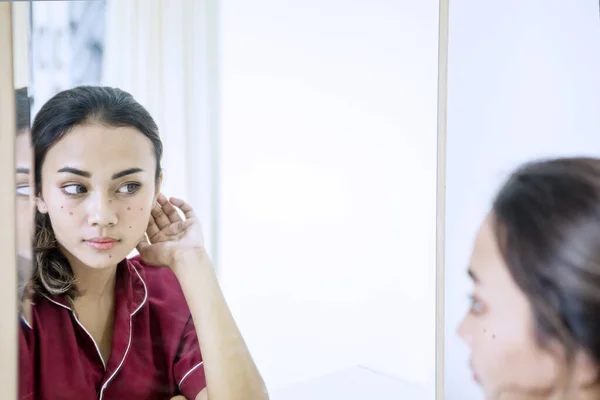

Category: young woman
[458, 157, 600, 399]
[20, 86, 268, 400]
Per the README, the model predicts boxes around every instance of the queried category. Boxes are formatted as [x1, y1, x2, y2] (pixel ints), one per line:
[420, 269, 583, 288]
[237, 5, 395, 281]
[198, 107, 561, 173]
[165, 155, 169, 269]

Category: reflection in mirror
[23, 1, 266, 400]
[11, 0, 34, 318]
[23, 1, 442, 399]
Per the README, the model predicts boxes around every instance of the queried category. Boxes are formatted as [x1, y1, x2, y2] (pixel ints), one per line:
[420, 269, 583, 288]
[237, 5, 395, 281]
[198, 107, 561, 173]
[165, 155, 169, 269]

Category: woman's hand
[136, 193, 205, 268]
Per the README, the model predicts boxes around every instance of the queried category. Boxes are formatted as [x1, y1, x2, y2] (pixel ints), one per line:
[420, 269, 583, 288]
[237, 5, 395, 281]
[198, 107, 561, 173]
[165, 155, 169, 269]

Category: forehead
[470, 215, 513, 287]
[43, 123, 156, 171]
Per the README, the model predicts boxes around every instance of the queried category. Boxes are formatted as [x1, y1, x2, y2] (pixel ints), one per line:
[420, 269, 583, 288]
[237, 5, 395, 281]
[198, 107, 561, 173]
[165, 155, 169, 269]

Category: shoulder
[127, 255, 191, 319]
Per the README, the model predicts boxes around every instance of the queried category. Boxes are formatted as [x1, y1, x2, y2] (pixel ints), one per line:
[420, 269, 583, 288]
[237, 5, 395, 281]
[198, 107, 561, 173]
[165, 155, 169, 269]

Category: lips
[85, 237, 119, 250]
[469, 360, 481, 384]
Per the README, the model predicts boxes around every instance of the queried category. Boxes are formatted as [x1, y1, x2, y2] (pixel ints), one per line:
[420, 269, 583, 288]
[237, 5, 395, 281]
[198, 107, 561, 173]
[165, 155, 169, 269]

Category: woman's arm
[137, 194, 268, 400]
[172, 250, 268, 400]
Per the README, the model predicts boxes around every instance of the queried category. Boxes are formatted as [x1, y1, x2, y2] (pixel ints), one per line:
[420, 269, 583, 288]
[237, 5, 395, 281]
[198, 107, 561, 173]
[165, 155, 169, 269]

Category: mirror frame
[435, 0, 449, 398]
[0, 1, 19, 398]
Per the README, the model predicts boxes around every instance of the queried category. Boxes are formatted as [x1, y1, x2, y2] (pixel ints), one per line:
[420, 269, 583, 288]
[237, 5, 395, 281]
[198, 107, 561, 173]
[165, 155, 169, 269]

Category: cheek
[120, 198, 152, 231]
[474, 321, 559, 393]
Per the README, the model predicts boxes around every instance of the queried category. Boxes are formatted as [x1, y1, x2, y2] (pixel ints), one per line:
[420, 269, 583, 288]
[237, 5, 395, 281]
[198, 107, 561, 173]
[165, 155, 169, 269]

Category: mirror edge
[436, 0, 449, 399]
[0, 1, 19, 398]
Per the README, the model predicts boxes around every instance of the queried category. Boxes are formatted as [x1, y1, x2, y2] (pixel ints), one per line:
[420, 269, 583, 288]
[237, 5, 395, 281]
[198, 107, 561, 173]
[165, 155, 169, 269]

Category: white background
[445, 1, 600, 398]
[218, 0, 439, 394]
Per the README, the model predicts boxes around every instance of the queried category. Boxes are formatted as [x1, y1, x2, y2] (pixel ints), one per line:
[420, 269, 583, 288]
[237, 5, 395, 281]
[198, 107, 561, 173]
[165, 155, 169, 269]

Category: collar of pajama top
[19, 256, 206, 400]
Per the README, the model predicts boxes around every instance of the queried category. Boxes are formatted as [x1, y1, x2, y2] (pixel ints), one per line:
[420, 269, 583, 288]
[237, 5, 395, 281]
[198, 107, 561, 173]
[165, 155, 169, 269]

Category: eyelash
[468, 294, 484, 315]
[61, 182, 142, 197]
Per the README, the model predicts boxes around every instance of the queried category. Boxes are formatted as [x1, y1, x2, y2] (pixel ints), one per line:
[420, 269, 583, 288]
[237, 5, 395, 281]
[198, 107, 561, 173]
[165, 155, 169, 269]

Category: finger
[151, 201, 171, 230]
[136, 234, 150, 252]
[164, 219, 195, 236]
[146, 214, 160, 240]
[157, 194, 183, 223]
[169, 197, 197, 220]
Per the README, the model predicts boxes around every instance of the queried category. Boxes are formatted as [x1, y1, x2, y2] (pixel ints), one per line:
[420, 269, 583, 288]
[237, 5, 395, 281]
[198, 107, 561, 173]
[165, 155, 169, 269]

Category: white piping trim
[20, 314, 32, 329]
[41, 294, 107, 370]
[178, 361, 204, 388]
[131, 264, 148, 316]
[98, 264, 148, 400]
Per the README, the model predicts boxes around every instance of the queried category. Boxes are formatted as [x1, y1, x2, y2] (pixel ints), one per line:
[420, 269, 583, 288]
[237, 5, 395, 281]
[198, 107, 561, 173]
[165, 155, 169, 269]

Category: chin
[76, 248, 130, 269]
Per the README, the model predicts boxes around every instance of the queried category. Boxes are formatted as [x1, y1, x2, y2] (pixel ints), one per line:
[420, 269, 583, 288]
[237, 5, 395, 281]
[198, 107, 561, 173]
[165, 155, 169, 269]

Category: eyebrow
[57, 167, 144, 180]
[16, 167, 29, 174]
[467, 268, 480, 284]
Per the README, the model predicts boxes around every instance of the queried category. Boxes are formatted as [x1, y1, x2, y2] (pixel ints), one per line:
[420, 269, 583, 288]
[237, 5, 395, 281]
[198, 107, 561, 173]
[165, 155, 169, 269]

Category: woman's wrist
[171, 248, 214, 277]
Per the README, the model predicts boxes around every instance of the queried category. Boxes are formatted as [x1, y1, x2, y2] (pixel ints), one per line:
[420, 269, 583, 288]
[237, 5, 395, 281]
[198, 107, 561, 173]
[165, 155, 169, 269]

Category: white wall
[218, 0, 439, 394]
[445, 1, 600, 398]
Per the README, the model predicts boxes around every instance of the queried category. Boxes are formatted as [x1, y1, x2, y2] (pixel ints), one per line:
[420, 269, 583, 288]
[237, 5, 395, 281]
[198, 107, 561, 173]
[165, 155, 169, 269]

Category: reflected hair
[31, 86, 163, 299]
[15, 87, 31, 134]
[491, 157, 600, 396]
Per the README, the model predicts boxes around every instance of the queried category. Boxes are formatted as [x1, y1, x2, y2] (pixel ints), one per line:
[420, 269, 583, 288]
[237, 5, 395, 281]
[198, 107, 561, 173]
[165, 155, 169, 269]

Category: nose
[457, 314, 473, 347]
[86, 193, 118, 227]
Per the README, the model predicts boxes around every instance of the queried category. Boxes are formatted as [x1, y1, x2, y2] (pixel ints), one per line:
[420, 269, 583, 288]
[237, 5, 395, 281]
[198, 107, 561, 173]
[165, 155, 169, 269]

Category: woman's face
[37, 123, 160, 270]
[16, 130, 34, 260]
[457, 215, 563, 399]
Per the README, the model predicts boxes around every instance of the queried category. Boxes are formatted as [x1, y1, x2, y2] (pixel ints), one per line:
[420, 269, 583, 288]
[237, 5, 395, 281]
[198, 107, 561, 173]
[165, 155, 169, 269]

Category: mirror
[445, 2, 600, 399]
[11, 1, 445, 399]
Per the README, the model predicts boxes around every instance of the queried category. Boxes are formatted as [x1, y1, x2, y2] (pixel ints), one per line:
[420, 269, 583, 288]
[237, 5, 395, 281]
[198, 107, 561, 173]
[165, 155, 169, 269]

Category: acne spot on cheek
[108, 255, 112, 258]
[108, 200, 112, 204]
[127, 207, 131, 211]
[129, 226, 132, 229]
[492, 334, 496, 339]
[140, 208, 143, 211]
[69, 212, 73, 216]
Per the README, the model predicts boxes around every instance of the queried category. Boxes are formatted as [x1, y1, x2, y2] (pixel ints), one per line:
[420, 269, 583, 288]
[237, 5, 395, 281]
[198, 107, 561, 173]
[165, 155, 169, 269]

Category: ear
[36, 195, 48, 214]
[153, 171, 164, 202]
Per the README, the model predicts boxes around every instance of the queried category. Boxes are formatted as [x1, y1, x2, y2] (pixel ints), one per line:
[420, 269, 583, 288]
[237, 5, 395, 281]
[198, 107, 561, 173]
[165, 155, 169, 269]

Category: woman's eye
[16, 185, 31, 197]
[63, 184, 87, 195]
[469, 295, 484, 314]
[118, 183, 141, 194]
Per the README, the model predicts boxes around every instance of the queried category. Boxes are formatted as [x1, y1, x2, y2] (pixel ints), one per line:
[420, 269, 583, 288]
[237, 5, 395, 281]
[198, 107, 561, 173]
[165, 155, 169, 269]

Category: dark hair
[15, 87, 31, 134]
[32, 86, 163, 299]
[492, 157, 600, 385]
